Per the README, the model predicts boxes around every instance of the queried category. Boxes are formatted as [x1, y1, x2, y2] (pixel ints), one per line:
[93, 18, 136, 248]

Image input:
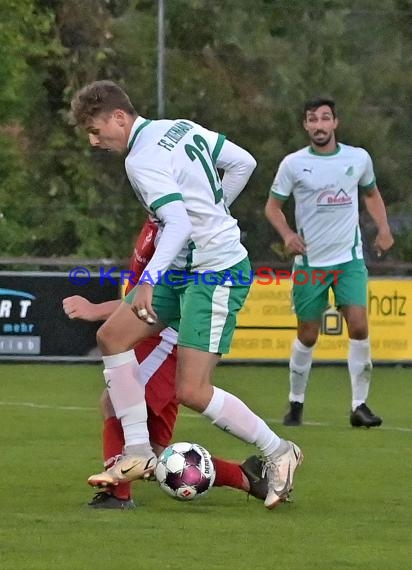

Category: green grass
[1, 363, 411, 569]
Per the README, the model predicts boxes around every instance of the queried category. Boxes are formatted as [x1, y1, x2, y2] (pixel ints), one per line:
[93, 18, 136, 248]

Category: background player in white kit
[265, 96, 394, 427]
[70, 80, 303, 510]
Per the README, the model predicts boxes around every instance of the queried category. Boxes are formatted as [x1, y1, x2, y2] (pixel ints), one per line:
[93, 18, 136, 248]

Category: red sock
[212, 457, 247, 491]
[102, 417, 131, 500]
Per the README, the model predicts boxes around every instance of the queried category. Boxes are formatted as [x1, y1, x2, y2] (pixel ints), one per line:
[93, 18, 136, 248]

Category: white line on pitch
[0, 400, 411, 433]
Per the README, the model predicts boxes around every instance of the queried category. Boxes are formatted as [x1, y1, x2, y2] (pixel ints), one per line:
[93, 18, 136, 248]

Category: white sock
[289, 338, 314, 403]
[102, 350, 151, 453]
[203, 387, 283, 457]
[348, 338, 372, 411]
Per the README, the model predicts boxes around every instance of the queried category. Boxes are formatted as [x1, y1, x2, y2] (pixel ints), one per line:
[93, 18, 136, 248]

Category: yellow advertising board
[224, 277, 411, 362]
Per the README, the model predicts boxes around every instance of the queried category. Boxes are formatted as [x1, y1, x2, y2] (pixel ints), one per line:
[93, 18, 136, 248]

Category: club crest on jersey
[317, 188, 352, 207]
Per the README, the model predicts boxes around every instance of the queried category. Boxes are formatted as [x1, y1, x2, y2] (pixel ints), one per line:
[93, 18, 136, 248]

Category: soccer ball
[155, 442, 216, 501]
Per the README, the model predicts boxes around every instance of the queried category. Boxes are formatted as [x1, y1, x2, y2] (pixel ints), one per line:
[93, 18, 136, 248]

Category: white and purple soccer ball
[155, 442, 216, 501]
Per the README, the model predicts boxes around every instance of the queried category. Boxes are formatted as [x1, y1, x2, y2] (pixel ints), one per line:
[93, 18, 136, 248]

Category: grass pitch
[1, 363, 411, 569]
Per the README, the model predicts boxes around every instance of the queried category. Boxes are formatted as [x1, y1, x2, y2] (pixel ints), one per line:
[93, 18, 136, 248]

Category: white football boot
[263, 440, 303, 509]
[88, 454, 156, 487]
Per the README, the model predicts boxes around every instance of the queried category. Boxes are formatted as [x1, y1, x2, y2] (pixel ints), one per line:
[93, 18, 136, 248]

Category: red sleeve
[125, 218, 158, 295]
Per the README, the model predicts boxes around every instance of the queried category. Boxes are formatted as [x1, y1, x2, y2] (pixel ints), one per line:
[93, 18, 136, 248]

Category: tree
[2, 0, 412, 261]
[0, 0, 60, 254]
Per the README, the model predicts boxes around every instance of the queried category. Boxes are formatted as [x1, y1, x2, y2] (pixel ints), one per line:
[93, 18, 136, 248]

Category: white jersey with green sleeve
[125, 117, 253, 273]
[270, 143, 376, 266]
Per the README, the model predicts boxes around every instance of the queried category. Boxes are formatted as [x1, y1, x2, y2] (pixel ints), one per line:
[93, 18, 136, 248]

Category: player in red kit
[64, 219, 267, 509]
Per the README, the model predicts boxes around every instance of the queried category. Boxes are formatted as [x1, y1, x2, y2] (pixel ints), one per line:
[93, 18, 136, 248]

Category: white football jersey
[125, 117, 248, 272]
[270, 143, 376, 266]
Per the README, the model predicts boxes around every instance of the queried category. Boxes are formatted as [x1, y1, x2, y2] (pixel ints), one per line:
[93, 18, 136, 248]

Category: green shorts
[125, 257, 251, 353]
[292, 258, 368, 321]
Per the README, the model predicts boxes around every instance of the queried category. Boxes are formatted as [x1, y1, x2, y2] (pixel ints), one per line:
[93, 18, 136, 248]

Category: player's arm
[265, 197, 306, 255]
[127, 163, 192, 282]
[63, 296, 120, 321]
[214, 139, 257, 206]
[362, 186, 394, 255]
[126, 217, 159, 289]
[126, 162, 192, 321]
[359, 151, 394, 256]
[130, 200, 192, 322]
[265, 158, 306, 255]
[144, 200, 192, 279]
[64, 217, 159, 321]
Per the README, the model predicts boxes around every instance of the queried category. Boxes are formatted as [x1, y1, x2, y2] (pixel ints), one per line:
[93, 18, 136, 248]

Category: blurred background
[1, 0, 411, 267]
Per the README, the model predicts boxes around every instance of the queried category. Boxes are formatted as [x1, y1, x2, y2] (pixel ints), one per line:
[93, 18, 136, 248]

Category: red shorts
[134, 336, 177, 449]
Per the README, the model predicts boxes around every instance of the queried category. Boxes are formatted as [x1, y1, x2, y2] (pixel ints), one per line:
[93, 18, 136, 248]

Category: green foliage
[0, 0, 56, 254]
[0, 0, 56, 122]
[1, 0, 412, 261]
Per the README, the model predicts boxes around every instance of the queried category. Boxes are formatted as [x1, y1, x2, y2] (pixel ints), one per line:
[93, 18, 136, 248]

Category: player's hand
[284, 232, 306, 255]
[374, 227, 394, 258]
[131, 282, 158, 325]
[63, 295, 98, 321]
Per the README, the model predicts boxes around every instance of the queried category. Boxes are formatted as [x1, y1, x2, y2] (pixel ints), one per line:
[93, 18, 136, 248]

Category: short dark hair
[70, 80, 136, 126]
[303, 96, 336, 119]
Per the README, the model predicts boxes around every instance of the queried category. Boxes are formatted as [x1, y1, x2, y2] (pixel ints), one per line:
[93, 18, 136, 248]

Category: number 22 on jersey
[185, 134, 223, 204]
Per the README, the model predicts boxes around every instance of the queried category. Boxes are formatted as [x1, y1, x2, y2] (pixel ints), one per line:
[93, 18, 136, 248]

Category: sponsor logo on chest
[317, 188, 352, 207]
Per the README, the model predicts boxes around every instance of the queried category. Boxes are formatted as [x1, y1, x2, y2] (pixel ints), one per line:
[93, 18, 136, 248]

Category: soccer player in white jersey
[265, 96, 394, 427]
[70, 80, 303, 510]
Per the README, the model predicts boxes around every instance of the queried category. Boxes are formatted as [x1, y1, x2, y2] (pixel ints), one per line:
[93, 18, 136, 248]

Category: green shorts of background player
[292, 259, 367, 321]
